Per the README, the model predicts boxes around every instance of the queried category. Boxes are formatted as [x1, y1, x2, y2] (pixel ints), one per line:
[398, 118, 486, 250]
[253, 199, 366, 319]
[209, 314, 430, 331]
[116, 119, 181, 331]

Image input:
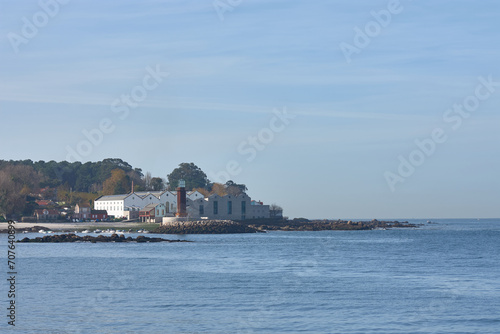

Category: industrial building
[94, 182, 270, 221]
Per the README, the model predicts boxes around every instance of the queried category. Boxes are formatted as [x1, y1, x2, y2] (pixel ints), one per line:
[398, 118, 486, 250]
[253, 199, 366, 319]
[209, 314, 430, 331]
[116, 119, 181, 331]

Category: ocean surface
[2, 219, 500, 334]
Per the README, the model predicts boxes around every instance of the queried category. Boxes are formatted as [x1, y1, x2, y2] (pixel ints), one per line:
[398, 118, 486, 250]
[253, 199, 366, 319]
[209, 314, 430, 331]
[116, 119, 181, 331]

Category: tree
[150, 177, 165, 191]
[210, 183, 227, 196]
[102, 169, 131, 195]
[57, 184, 71, 203]
[0, 171, 25, 217]
[0, 158, 145, 194]
[225, 180, 247, 196]
[0, 165, 43, 217]
[127, 170, 145, 192]
[144, 172, 152, 190]
[270, 204, 283, 218]
[167, 163, 209, 190]
[70, 191, 100, 207]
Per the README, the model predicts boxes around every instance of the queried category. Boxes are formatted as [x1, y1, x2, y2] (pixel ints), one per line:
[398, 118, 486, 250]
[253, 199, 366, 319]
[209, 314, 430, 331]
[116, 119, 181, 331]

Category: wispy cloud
[1, 0, 499, 218]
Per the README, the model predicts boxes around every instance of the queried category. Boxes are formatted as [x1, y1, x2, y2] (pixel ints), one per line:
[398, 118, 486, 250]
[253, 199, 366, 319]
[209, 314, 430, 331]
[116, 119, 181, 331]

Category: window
[213, 201, 218, 215]
[241, 201, 246, 214]
[199, 205, 204, 215]
[227, 201, 232, 215]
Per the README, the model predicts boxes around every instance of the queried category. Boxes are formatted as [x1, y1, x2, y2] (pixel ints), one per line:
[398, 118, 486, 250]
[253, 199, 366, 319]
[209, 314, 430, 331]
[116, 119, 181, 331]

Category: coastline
[0, 218, 417, 234]
[0, 221, 152, 232]
[245, 218, 417, 232]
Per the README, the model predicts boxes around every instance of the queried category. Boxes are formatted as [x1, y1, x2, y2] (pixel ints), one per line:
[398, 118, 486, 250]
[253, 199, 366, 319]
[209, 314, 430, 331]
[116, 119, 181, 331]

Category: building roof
[188, 191, 205, 199]
[133, 192, 149, 197]
[143, 203, 162, 210]
[139, 204, 161, 215]
[207, 193, 248, 199]
[95, 194, 131, 201]
[134, 191, 165, 198]
[96, 190, 207, 202]
[161, 191, 176, 196]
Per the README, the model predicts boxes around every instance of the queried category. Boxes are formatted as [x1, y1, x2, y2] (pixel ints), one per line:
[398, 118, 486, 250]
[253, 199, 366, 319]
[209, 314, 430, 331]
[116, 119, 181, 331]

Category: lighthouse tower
[176, 179, 187, 217]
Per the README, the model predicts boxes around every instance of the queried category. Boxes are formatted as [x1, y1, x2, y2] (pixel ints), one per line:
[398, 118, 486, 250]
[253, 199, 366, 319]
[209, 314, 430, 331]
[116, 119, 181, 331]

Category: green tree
[102, 169, 131, 195]
[150, 177, 165, 191]
[0, 172, 24, 217]
[0, 158, 144, 193]
[0, 165, 43, 217]
[167, 163, 209, 190]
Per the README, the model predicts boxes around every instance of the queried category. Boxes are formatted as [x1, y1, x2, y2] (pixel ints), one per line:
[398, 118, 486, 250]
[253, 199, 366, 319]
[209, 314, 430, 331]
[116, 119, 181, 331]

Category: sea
[2, 218, 500, 334]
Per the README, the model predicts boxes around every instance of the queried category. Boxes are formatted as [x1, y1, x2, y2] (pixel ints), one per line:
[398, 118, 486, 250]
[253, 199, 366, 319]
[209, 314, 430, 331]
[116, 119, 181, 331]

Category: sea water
[2, 219, 500, 333]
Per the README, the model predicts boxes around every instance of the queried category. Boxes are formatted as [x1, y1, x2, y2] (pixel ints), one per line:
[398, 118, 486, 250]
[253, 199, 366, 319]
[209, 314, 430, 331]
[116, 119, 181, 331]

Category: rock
[16, 233, 191, 243]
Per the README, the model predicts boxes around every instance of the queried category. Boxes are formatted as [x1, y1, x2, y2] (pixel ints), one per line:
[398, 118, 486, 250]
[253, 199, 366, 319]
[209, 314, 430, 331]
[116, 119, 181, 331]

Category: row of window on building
[206, 200, 246, 215]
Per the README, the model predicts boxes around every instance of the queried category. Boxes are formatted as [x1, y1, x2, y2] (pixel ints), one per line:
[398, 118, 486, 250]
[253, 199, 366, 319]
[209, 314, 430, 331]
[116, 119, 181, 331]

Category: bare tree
[144, 171, 152, 190]
[270, 204, 283, 218]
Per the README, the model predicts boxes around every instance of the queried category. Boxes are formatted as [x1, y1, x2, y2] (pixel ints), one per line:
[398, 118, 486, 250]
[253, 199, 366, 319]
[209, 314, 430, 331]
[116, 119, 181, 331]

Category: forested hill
[0, 158, 147, 217]
[0, 158, 143, 193]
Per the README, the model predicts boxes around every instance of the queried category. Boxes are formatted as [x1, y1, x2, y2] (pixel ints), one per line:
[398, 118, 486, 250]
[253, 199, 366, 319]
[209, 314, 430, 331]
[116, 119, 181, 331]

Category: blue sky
[1, 0, 499, 219]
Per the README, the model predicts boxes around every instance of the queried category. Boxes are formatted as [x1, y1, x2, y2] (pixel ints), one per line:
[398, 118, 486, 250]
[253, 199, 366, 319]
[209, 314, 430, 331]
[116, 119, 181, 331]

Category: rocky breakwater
[245, 218, 418, 231]
[17, 233, 190, 243]
[153, 220, 261, 234]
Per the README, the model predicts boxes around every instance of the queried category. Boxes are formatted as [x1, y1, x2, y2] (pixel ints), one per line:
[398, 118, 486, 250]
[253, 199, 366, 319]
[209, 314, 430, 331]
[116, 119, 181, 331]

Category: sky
[0, 0, 499, 219]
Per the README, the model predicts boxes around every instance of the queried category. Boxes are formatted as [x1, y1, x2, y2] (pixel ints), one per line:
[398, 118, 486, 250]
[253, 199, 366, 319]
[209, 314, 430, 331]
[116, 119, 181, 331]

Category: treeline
[0, 158, 144, 193]
[0, 158, 145, 217]
[0, 160, 251, 218]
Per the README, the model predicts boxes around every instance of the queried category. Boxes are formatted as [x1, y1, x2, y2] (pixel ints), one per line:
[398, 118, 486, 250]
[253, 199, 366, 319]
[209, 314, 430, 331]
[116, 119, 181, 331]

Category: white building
[95, 190, 270, 220]
[94, 190, 203, 218]
[139, 203, 167, 223]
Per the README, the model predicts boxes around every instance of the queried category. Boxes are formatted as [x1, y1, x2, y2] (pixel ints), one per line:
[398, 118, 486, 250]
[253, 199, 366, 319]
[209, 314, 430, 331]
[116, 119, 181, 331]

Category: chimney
[176, 179, 187, 217]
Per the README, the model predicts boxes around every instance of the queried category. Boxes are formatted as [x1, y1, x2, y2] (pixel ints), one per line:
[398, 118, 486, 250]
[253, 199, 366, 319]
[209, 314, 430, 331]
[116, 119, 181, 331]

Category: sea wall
[154, 220, 261, 234]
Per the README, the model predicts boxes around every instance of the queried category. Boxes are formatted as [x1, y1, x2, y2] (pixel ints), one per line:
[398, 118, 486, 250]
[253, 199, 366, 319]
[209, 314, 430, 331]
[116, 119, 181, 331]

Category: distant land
[0, 159, 275, 221]
[0, 159, 432, 233]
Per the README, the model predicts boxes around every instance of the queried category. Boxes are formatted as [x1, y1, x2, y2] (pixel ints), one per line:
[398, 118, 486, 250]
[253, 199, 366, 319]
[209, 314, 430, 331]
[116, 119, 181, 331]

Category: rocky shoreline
[153, 218, 417, 234]
[3, 219, 418, 236]
[17, 233, 190, 243]
[153, 220, 262, 234]
[244, 218, 418, 232]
